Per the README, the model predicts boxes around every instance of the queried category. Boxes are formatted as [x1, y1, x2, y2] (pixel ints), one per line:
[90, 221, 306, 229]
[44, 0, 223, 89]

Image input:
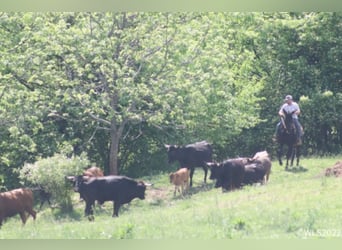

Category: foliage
[18, 153, 89, 212]
[300, 92, 342, 155]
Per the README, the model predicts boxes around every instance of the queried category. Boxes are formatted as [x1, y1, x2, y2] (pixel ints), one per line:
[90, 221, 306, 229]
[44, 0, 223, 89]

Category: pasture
[1, 156, 342, 239]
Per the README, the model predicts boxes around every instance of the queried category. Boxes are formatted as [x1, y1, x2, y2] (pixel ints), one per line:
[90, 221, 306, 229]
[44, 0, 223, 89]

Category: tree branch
[11, 71, 35, 91]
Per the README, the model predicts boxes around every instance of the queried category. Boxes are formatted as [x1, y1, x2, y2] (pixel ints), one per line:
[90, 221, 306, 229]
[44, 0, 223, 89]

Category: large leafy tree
[0, 12, 266, 183]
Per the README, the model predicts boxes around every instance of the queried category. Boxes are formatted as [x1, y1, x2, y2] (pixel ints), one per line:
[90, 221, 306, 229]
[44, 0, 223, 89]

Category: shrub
[19, 153, 89, 212]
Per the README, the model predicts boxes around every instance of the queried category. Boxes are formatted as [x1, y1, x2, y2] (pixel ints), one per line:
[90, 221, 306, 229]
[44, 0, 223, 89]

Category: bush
[19, 153, 90, 212]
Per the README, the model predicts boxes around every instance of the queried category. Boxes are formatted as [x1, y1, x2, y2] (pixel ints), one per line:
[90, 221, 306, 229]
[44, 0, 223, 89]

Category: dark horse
[277, 109, 301, 169]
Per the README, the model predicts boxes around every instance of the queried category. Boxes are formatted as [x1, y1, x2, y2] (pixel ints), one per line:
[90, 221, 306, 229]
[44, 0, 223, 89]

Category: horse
[276, 109, 301, 169]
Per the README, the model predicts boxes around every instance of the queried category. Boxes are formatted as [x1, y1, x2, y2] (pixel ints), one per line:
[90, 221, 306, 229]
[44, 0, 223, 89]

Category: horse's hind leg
[296, 146, 301, 166]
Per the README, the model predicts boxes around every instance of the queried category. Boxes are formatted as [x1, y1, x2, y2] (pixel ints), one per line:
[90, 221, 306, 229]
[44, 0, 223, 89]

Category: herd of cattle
[0, 140, 272, 227]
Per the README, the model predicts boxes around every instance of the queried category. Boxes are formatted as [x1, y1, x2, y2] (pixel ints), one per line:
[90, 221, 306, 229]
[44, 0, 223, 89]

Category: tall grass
[1, 156, 342, 239]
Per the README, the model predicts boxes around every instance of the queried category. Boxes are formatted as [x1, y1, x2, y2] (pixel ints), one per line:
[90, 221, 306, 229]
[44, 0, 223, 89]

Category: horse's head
[281, 109, 296, 134]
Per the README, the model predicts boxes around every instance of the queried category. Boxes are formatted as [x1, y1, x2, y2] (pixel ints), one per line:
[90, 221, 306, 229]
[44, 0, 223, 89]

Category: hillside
[1, 156, 342, 239]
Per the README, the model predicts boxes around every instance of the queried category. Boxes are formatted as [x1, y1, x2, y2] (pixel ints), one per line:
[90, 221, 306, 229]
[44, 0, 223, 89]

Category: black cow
[206, 158, 246, 191]
[165, 141, 213, 187]
[67, 175, 151, 220]
[30, 185, 53, 211]
[242, 162, 268, 185]
[37, 186, 52, 210]
[244, 151, 272, 185]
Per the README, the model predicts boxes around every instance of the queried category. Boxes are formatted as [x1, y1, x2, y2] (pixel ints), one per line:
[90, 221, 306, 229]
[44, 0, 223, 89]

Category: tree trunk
[109, 133, 119, 175]
[108, 116, 127, 175]
[109, 120, 120, 175]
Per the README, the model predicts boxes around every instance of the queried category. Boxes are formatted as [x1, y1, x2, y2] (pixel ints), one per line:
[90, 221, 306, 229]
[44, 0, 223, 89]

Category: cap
[284, 95, 293, 101]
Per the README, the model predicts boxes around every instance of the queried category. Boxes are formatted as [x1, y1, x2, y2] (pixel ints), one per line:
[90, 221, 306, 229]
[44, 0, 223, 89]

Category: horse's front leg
[278, 144, 283, 166]
[290, 146, 296, 166]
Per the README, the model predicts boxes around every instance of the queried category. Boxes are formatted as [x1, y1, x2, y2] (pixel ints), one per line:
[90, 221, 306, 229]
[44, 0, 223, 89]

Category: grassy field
[1, 156, 342, 239]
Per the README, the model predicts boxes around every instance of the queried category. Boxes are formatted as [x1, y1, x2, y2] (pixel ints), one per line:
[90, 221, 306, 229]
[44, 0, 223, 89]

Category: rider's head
[284, 95, 293, 104]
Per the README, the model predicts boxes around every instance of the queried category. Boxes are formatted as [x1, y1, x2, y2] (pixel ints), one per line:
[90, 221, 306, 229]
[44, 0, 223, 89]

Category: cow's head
[66, 175, 90, 192]
[136, 181, 152, 200]
[169, 173, 175, 183]
[165, 144, 181, 164]
[206, 162, 223, 188]
[205, 162, 221, 180]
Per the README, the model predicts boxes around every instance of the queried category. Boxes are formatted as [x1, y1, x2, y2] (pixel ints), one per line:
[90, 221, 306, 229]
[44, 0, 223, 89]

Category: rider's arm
[278, 104, 285, 117]
[294, 103, 301, 116]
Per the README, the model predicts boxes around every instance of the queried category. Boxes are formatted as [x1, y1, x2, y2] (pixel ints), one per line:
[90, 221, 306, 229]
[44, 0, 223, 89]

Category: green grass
[1, 156, 342, 239]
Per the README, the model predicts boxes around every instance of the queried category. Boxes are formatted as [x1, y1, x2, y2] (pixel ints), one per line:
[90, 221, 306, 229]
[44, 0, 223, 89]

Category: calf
[83, 166, 104, 177]
[77, 166, 105, 202]
[0, 188, 37, 227]
[67, 175, 151, 220]
[206, 158, 246, 191]
[169, 168, 190, 196]
[36, 185, 52, 210]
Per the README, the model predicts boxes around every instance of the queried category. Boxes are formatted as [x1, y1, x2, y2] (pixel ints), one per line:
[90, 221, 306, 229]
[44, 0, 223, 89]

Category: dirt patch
[145, 187, 171, 205]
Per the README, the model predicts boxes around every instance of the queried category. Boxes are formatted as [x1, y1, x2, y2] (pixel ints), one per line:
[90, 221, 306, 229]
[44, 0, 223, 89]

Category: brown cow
[77, 166, 104, 202]
[0, 188, 37, 227]
[169, 168, 190, 197]
[83, 166, 104, 178]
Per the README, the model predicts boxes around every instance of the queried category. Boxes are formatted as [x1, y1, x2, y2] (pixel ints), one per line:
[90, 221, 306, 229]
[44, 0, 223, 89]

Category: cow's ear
[140, 181, 152, 187]
[165, 144, 177, 150]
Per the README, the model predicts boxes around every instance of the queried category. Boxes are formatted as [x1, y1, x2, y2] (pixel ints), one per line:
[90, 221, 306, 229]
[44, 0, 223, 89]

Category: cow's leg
[215, 178, 222, 188]
[264, 171, 270, 184]
[189, 168, 195, 187]
[39, 197, 46, 210]
[184, 180, 189, 194]
[203, 166, 208, 184]
[182, 181, 188, 196]
[85, 201, 95, 221]
[85, 201, 94, 216]
[222, 181, 230, 192]
[26, 208, 37, 220]
[113, 201, 121, 217]
[47, 198, 52, 208]
[19, 212, 27, 225]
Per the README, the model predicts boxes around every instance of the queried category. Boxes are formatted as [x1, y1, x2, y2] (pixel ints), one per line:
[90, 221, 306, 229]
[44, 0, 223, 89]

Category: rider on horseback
[274, 95, 303, 145]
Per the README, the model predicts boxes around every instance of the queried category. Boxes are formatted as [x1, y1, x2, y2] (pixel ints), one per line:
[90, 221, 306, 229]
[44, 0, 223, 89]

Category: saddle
[279, 121, 295, 134]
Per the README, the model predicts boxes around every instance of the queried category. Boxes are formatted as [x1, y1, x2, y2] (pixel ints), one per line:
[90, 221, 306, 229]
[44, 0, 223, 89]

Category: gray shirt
[279, 102, 300, 119]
